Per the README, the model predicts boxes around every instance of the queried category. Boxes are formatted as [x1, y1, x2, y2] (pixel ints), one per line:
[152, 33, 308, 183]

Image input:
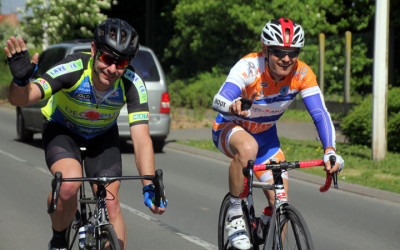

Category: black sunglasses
[96, 51, 131, 69]
[269, 48, 300, 59]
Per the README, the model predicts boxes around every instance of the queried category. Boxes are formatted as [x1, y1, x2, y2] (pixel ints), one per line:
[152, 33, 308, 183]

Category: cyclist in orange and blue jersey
[5, 18, 166, 250]
[212, 18, 344, 249]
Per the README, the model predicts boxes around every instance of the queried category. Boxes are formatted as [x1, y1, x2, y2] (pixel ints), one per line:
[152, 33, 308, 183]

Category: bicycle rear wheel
[267, 205, 314, 250]
[98, 224, 120, 250]
[218, 193, 257, 250]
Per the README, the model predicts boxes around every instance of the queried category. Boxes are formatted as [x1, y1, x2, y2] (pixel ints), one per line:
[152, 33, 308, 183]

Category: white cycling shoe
[225, 215, 251, 250]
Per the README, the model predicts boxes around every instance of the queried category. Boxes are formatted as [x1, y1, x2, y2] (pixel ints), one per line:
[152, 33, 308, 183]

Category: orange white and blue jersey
[212, 52, 336, 180]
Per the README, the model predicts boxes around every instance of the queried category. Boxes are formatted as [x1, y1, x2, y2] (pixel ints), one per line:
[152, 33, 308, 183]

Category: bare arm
[129, 123, 155, 186]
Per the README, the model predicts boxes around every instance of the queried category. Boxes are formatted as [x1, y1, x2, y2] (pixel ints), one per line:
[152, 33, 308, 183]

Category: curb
[165, 142, 400, 204]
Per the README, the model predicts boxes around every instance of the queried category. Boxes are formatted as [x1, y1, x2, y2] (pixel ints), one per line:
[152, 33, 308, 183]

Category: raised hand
[4, 36, 39, 86]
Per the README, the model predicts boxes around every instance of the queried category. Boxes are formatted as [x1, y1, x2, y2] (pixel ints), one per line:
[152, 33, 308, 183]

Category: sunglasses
[269, 48, 300, 59]
[97, 51, 131, 69]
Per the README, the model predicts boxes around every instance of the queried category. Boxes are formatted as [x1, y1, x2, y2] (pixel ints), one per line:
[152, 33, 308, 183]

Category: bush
[169, 71, 226, 109]
[341, 87, 400, 152]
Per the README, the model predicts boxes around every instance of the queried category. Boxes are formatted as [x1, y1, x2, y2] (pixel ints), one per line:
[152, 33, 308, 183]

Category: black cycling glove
[7, 50, 38, 86]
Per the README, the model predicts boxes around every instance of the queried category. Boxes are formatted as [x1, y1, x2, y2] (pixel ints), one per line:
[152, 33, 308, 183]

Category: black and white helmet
[261, 18, 305, 48]
[95, 18, 139, 58]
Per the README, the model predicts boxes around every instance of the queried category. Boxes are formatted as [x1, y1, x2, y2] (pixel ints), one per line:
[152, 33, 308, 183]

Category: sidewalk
[167, 121, 346, 143]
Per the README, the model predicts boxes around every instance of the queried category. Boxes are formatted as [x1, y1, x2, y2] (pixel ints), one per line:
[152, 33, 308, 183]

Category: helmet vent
[263, 31, 274, 43]
[274, 33, 283, 44]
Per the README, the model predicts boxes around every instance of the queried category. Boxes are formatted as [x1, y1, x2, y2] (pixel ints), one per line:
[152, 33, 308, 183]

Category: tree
[164, 0, 377, 97]
[19, 0, 117, 47]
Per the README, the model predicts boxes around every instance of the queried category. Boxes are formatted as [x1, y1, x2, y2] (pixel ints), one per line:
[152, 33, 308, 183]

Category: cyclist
[212, 18, 344, 249]
[4, 18, 166, 250]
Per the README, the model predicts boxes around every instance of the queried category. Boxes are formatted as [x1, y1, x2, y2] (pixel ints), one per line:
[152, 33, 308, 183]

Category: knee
[59, 182, 80, 201]
[106, 198, 121, 220]
[235, 141, 258, 163]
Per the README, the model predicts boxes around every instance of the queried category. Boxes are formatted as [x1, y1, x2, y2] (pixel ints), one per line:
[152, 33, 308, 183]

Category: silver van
[16, 40, 170, 152]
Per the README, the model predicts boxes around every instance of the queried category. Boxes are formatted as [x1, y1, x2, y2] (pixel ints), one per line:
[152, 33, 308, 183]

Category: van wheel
[152, 138, 165, 153]
[16, 109, 33, 142]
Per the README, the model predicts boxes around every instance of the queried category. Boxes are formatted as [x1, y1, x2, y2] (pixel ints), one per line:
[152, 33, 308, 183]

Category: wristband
[142, 184, 155, 194]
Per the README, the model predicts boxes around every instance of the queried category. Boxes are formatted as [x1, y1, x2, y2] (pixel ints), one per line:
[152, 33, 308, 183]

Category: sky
[1, 0, 26, 14]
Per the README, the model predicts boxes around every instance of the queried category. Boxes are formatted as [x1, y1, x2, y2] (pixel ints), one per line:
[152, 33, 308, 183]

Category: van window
[37, 48, 68, 76]
[130, 51, 160, 81]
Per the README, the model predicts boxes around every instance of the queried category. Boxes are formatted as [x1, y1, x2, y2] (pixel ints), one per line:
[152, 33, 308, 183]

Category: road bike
[218, 156, 338, 250]
[48, 148, 167, 250]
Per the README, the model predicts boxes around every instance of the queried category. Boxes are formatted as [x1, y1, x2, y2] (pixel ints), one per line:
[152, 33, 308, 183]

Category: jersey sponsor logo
[35, 79, 51, 91]
[134, 80, 148, 104]
[260, 82, 269, 87]
[214, 98, 226, 108]
[75, 93, 92, 100]
[124, 69, 148, 103]
[104, 99, 125, 106]
[242, 62, 261, 79]
[47, 59, 83, 78]
[129, 112, 149, 122]
[64, 106, 119, 121]
[292, 66, 308, 83]
[279, 86, 290, 96]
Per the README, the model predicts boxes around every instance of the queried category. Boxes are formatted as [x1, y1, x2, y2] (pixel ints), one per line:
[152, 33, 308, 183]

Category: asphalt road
[1, 105, 400, 250]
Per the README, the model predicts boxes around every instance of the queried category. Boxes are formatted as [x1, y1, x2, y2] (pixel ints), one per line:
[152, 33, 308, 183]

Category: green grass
[178, 138, 400, 194]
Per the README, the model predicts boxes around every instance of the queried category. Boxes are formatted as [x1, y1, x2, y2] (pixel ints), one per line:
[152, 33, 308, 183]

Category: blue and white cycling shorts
[212, 121, 288, 182]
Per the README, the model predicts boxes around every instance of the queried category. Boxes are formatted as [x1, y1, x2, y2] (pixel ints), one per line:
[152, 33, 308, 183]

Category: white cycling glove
[323, 151, 344, 172]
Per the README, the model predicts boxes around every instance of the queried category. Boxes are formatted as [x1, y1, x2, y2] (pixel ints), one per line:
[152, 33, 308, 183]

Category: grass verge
[177, 138, 400, 194]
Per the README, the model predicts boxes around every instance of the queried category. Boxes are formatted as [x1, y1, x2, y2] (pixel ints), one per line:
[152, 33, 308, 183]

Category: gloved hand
[7, 49, 38, 86]
[143, 184, 167, 209]
[5, 37, 38, 86]
[323, 151, 344, 173]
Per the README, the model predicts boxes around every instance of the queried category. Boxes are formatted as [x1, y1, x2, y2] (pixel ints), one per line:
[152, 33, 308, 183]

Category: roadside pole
[372, 0, 390, 160]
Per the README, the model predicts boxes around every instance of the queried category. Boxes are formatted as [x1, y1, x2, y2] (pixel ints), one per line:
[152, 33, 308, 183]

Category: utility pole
[319, 33, 325, 94]
[372, 0, 390, 160]
[344, 31, 351, 103]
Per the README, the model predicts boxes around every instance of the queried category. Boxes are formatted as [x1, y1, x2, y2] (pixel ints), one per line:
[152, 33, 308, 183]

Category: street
[0, 105, 399, 249]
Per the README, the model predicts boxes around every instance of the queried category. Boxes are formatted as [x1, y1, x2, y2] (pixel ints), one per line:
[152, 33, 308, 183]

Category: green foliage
[178, 137, 400, 193]
[19, 0, 116, 46]
[165, 0, 375, 97]
[341, 87, 400, 152]
[169, 71, 225, 108]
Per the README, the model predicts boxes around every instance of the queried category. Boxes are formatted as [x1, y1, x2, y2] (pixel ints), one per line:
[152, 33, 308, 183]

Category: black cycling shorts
[42, 121, 122, 177]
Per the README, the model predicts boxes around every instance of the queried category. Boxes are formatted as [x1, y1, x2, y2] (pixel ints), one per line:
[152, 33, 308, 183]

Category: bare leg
[93, 181, 126, 250]
[47, 158, 82, 231]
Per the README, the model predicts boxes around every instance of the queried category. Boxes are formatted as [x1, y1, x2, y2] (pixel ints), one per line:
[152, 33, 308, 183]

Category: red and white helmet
[261, 18, 305, 48]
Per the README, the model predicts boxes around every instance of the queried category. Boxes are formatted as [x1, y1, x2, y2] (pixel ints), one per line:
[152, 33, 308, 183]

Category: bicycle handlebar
[245, 155, 338, 193]
[47, 169, 167, 214]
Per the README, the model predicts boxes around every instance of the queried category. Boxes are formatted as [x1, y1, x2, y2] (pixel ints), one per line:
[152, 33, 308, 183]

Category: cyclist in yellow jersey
[5, 18, 166, 250]
[212, 18, 344, 249]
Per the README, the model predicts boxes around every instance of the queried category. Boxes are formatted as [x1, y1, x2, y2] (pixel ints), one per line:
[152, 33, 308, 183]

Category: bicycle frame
[241, 157, 338, 249]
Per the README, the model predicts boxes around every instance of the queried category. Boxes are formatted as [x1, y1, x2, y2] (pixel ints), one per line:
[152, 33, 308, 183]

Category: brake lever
[240, 98, 252, 111]
[47, 172, 62, 214]
[153, 169, 166, 207]
[330, 155, 338, 189]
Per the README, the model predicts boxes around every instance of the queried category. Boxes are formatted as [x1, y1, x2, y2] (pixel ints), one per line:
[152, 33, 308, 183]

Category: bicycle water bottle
[257, 206, 273, 240]
[85, 224, 95, 247]
[78, 225, 88, 249]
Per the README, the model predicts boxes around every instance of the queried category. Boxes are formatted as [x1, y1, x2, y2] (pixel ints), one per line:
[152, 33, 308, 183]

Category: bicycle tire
[66, 212, 82, 250]
[99, 224, 121, 250]
[218, 193, 257, 250]
[265, 205, 314, 250]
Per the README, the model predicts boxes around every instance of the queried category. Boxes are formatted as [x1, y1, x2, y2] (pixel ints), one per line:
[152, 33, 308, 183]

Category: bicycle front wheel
[98, 224, 120, 250]
[66, 211, 82, 250]
[218, 193, 256, 250]
[267, 205, 314, 250]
